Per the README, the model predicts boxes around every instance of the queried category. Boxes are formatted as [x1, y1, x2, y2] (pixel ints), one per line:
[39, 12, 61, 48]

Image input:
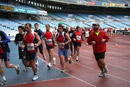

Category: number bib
[27, 43, 35, 51]
[46, 39, 52, 45]
[76, 35, 81, 40]
[58, 43, 64, 49]
[70, 33, 72, 37]
[18, 41, 23, 47]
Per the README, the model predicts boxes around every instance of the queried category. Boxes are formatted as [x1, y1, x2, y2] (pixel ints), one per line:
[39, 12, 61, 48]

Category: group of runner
[0, 22, 109, 86]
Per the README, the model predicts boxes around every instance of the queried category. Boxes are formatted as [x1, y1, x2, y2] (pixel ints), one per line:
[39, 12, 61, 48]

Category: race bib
[70, 33, 72, 37]
[18, 41, 23, 47]
[76, 35, 81, 40]
[27, 43, 35, 51]
[58, 43, 64, 49]
[46, 39, 52, 45]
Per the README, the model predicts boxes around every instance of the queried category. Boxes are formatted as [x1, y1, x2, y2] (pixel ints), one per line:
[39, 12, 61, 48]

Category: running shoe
[53, 57, 56, 65]
[0, 79, 7, 86]
[104, 65, 108, 74]
[43, 54, 46, 60]
[32, 75, 38, 81]
[16, 65, 20, 75]
[61, 68, 67, 73]
[36, 65, 39, 71]
[99, 72, 105, 77]
[23, 67, 29, 72]
[76, 56, 79, 61]
[35, 60, 39, 67]
[68, 56, 72, 64]
[47, 63, 51, 70]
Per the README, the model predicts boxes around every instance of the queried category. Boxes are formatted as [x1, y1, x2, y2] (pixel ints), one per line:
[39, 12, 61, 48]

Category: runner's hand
[54, 43, 57, 47]
[21, 45, 25, 49]
[73, 38, 76, 41]
[101, 39, 106, 43]
[91, 41, 96, 45]
[34, 44, 38, 48]
[61, 43, 65, 46]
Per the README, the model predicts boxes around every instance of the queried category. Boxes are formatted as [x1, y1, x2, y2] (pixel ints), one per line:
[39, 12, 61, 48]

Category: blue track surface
[1, 42, 70, 86]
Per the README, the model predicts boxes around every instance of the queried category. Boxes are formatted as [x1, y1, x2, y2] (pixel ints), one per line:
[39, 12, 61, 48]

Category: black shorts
[94, 52, 105, 61]
[18, 47, 26, 59]
[46, 46, 54, 51]
[26, 52, 37, 61]
[74, 42, 82, 48]
[0, 52, 10, 61]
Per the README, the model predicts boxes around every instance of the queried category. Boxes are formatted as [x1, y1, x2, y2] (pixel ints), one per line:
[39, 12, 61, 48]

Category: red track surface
[6, 34, 130, 87]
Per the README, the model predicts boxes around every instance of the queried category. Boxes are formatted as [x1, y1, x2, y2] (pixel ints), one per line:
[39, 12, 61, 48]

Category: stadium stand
[0, 0, 130, 37]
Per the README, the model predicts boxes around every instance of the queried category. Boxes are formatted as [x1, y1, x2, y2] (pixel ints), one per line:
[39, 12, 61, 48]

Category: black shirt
[69, 30, 74, 39]
[82, 29, 85, 34]
[14, 33, 23, 44]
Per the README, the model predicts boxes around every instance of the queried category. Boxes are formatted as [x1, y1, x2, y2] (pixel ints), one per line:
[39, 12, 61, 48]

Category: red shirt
[0, 47, 4, 54]
[57, 33, 65, 49]
[75, 31, 82, 43]
[44, 32, 53, 46]
[87, 30, 109, 53]
[24, 33, 36, 52]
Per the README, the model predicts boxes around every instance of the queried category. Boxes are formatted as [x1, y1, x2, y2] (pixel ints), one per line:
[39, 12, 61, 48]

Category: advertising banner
[88, 1, 95, 5]
[27, 9, 38, 14]
[14, 7, 38, 14]
[102, 2, 125, 7]
[38, 10, 47, 15]
[102, 2, 110, 6]
[0, 5, 13, 11]
[95, 2, 102, 5]
[14, 7, 26, 13]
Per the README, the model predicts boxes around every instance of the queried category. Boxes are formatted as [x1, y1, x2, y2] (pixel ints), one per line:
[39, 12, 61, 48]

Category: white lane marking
[52, 52, 130, 83]
[38, 56, 96, 87]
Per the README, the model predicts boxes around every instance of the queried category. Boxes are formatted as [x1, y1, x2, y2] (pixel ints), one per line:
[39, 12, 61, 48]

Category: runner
[87, 23, 109, 77]
[22, 23, 41, 81]
[81, 28, 85, 41]
[85, 29, 89, 42]
[34, 23, 46, 60]
[56, 25, 72, 72]
[73, 26, 82, 61]
[69, 27, 75, 56]
[66, 27, 70, 34]
[14, 26, 28, 71]
[53, 27, 58, 35]
[0, 30, 20, 86]
[44, 24, 56, 69]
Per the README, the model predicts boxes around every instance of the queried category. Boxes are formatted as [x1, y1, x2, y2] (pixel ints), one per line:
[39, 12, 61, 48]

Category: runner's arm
[39, 29, 43, 39]
[14, 34, 18, 45]
[65, 33, 71, 45]
[72, 33, 76, 41]
[34, 32, 41, 46]
[104, 33, 109, 42]
[1, 32, 10, 43]
[87, 34, 93, 45]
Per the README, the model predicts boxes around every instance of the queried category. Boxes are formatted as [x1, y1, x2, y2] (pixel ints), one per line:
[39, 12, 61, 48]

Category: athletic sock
[15, 66, 18, 69]
[2, 76, 6, 81]
[48, 63, 51, 66]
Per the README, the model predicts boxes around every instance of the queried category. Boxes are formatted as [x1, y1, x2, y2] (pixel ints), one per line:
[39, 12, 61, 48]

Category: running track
[4, 34, 130, 87]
